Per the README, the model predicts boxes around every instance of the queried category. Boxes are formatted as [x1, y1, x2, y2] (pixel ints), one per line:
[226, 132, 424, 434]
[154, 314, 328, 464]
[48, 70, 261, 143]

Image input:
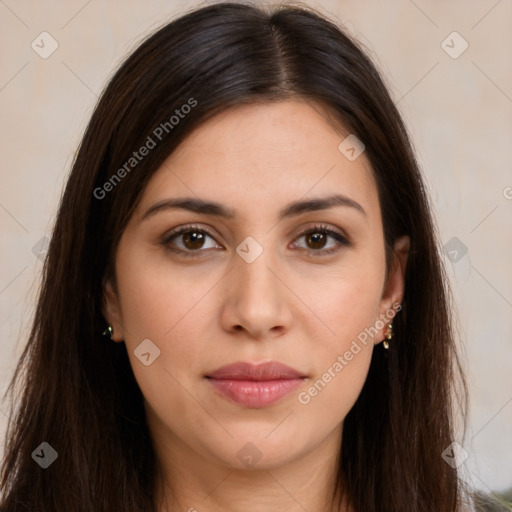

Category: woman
[0, 2, 481, 511]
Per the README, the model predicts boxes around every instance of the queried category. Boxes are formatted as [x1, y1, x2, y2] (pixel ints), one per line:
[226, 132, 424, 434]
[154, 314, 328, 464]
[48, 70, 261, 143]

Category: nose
[220, 246, 293, 340]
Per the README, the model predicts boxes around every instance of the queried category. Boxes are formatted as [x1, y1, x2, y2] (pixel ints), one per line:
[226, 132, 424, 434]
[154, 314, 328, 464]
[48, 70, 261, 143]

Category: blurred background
[0, 0, 511, 505]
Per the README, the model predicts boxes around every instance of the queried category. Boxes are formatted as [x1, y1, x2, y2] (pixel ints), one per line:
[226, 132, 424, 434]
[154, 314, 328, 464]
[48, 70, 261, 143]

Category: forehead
[135, 100, 380, 224]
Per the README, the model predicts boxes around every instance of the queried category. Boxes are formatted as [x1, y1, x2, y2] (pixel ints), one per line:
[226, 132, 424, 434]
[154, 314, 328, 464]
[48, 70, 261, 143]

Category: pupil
[308, 232, 325, 249]
[181, 231, 327, 251]
[184, 231, 204, 249]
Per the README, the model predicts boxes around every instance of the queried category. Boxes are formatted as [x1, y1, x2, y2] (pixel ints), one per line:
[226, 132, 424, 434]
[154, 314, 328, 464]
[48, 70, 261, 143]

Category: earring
[102, 323, 113, 338]
[383, 323, 393, 349]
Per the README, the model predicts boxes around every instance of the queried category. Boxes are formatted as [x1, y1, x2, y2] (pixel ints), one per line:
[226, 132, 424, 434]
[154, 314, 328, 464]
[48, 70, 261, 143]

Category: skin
[102, 99, 409, 512]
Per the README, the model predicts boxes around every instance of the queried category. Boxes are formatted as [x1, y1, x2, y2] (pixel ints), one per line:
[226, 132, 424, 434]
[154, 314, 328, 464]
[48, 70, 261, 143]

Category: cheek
[115, 264, 206, 422]
[296, 344, 373, 437]
[115, 243, 215, 341]
[113, 247, 224, 399]
[294, 251, 384, 416]
[306, 250, 385, 346]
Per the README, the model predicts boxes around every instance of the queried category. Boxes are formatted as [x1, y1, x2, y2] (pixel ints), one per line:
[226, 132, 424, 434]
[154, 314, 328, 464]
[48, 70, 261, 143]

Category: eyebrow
[141, 193, 367, 222]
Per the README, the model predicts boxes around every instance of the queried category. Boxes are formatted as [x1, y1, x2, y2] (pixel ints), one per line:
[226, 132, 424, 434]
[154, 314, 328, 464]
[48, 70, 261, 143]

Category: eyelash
[160, 223, 351, 258]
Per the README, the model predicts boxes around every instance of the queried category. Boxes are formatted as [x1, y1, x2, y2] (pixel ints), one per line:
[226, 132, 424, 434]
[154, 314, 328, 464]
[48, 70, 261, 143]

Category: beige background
[1, 0, 511, 497]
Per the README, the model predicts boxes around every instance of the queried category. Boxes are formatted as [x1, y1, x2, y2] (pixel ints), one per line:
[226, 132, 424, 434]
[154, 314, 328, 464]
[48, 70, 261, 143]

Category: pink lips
[205, 361, 306, 408]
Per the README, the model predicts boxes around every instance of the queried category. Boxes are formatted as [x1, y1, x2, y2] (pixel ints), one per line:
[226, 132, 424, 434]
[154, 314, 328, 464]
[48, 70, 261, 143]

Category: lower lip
[206, 378, 304, 408]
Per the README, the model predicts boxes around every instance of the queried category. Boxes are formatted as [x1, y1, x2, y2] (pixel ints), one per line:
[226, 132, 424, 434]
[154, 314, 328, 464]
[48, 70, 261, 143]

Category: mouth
[205, 361, 307, 408]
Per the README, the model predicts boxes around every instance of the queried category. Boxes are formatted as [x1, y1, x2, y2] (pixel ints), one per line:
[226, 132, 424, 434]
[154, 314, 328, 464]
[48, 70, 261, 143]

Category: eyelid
[291, 223, 351, 254]
[160, 222, 351, 256]
[160, 223, 221, 254]
[295, 223, 349, 242]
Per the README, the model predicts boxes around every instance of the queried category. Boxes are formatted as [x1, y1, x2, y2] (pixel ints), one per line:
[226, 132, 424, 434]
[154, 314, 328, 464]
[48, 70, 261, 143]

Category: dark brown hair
[0, 2, 469, 511]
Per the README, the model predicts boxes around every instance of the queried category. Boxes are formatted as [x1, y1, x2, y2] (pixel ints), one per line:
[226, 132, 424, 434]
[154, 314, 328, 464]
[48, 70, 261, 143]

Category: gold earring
[102, 323, 113, 338]
[383, 323, 393, 349]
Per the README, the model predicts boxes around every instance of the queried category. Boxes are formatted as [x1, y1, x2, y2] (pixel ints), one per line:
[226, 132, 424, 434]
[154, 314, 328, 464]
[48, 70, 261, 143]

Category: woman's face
[103, 99, 408, 472]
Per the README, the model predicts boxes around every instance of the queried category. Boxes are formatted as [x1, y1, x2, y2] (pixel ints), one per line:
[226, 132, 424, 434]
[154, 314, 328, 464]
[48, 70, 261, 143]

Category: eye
[292, 224, 351, 255]
[160, 224, 221, 257]
[160, 223, 351, 258]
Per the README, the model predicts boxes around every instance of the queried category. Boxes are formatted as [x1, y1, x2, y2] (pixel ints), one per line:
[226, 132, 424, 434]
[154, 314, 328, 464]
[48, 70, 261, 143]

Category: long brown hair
[0, 2, 469, 510]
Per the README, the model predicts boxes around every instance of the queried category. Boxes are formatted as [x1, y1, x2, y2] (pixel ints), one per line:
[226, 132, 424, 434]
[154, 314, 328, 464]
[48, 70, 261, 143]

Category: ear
[376, 235, 410, 344]
[102, 279, 125, 342]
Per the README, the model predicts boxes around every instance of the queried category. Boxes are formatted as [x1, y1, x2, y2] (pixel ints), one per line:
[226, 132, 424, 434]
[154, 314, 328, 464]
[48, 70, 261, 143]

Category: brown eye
[181, 230, 207, 250]
[161, 223, 350, 258]
[293, 225, 350, 255]
[305, 231, 328, 250]
[161, 225, 221, 256]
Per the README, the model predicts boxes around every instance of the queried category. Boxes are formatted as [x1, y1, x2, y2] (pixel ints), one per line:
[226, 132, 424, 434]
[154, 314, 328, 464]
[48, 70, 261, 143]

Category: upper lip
[206, 361, 306, 381]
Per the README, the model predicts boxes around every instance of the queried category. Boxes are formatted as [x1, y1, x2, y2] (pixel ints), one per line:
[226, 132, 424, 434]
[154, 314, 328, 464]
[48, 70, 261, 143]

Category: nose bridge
[234, 236, 279, 301]
[223, 234, 290, 335]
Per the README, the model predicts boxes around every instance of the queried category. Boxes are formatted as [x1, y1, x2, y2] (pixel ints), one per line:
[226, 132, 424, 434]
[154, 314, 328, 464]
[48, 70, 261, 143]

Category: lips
[206, 361, 306, 381]
[205, 361, 307, 408]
